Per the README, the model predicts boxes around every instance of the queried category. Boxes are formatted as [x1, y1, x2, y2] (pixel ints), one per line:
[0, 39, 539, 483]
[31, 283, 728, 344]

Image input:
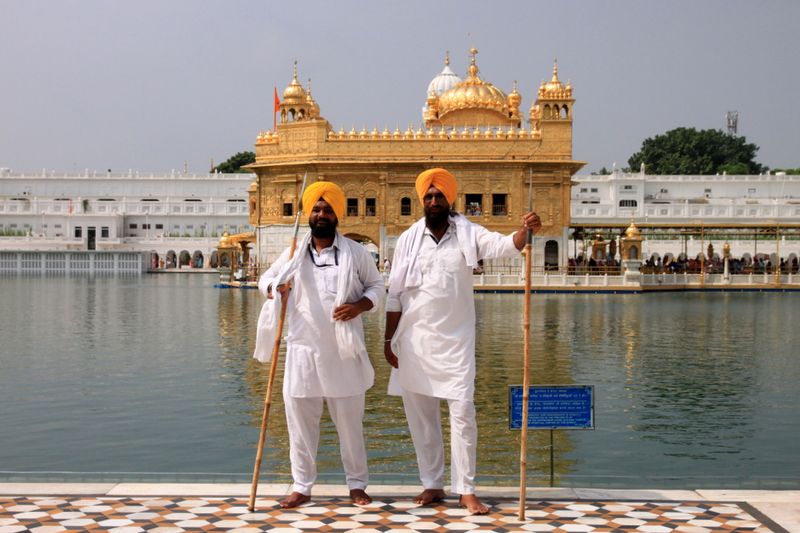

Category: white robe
[255, 231, 384, 398]
[386, 215, 519, 400]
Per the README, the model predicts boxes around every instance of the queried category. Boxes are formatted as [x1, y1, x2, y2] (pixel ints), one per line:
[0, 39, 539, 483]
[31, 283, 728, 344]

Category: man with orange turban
[384, 168, 541, 515]
[255, 180, 383, 509]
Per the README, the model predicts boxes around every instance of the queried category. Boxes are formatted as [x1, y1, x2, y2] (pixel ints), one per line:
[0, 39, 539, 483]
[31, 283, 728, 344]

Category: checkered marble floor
[0, 496, 780, 532]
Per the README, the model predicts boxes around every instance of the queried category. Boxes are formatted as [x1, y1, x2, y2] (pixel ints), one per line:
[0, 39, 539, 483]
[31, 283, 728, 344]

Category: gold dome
[218, 231, 232, 248]
[247, 181, 258, 193]
[305, 78, 320, 118]
[538, 60, 573, 99]
[544, 61, 564, 92]
[437, 48, 509, 116]
[624, 222, 641, 239]
[507, 80, 521, 108]
[282, 62, 307, 103]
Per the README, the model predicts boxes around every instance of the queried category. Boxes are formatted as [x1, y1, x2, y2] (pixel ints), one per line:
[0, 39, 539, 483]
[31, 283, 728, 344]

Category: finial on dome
[551, 58, 559, 82]
[445, 50, 450, 66]
[468, 47, 479, 79]
[293, 60, 298, 81]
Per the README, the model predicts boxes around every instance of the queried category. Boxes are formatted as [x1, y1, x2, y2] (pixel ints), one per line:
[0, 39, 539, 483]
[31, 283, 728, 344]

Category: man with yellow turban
[254, 180, 383, 508]
[384, 168, 541, 515]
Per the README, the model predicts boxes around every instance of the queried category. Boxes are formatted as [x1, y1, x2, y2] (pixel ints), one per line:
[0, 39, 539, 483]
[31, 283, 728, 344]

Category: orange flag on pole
[273, 86, 280, 130]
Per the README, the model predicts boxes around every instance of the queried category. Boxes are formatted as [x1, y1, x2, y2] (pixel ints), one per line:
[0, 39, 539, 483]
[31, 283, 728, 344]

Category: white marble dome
[426, 63, 462, 97]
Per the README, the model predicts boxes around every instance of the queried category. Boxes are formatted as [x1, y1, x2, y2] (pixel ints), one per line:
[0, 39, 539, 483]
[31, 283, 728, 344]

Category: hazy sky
[2, 0, 798, 174]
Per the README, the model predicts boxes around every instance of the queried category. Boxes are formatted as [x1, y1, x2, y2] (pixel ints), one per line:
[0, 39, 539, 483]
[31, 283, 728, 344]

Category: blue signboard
[509, 385, 594, 430]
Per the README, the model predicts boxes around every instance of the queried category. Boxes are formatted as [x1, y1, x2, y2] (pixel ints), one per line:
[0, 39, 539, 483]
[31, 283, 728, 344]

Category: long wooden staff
[518, 169, 534, 520]
[249, 171, 308, 511]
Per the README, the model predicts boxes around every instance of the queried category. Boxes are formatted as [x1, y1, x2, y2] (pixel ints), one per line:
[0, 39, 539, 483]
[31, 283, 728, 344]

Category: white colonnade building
[0, 168, 252, 270]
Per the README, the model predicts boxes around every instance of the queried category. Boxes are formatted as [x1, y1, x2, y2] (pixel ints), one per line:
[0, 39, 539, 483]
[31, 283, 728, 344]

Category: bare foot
[279, 491, 311, 508]
[459, 494, 489, 515]
[349, 488, 372, 505]
[413, 488, 446, 505]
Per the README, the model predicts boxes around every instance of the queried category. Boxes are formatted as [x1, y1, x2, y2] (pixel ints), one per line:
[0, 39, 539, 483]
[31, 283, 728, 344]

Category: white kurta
[258, 232, 384, 398]
[387, 217, 519, 400]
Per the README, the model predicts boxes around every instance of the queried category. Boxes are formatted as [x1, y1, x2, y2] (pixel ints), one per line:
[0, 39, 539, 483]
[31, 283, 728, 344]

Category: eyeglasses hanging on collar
[308, 243, 339, 267]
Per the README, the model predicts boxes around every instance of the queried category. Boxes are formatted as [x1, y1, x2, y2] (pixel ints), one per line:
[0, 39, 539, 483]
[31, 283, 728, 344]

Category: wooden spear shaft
[249, 172, 307, 512]
[518, 170, 534, 521]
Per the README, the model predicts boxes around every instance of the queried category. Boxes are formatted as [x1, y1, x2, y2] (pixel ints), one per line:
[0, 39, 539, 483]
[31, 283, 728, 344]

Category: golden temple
[245, 50, 585, 270]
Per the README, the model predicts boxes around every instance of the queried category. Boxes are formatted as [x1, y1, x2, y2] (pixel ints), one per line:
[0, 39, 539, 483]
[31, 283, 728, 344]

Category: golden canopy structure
[246, 51, 585, 272]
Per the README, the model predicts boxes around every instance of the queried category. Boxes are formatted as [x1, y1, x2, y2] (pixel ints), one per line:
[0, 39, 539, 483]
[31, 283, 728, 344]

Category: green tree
[627, 127, 767, 175]
[214, 151, 255, 173]
[773, 168, 800, 175]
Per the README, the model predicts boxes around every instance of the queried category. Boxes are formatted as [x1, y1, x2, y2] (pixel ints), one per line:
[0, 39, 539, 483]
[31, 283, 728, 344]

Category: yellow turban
[302, 181, 345, 220]
[415, 168, 458, 206]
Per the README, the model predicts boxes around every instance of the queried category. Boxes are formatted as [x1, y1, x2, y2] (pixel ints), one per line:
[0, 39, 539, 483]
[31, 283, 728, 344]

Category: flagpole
[249, 171, 308, 512]
[273, 86, 278, 131]
[518, 168, 534, 520]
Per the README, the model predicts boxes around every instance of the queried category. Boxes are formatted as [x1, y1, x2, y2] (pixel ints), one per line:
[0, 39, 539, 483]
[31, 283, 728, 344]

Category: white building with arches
[571, 168, 800, 270]
[0, 168, 253, 270]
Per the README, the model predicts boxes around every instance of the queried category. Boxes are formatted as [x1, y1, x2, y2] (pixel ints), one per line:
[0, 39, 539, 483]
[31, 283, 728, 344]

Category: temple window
[465, 194, 483, 216]
[400, 197, 411, 216]
[492, 194, 507, 216]
[347, 198, 359, 216]
[619, 200, 637, 208]
[283, 203, 293, 216]
[365, 198, 376, 216]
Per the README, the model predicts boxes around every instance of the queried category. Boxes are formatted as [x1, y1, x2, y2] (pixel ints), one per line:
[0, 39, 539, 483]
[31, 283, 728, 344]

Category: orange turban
[415, 168, 457, 206]
[302, 181, 345, 220]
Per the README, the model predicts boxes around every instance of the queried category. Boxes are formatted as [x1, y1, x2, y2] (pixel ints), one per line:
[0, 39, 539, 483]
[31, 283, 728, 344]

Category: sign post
[509, 385, 594, 487]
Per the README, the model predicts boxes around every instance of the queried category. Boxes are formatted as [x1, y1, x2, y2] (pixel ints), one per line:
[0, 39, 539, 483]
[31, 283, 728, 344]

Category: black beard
[425, 208, 450, 228]
[310, 219, 337, 239]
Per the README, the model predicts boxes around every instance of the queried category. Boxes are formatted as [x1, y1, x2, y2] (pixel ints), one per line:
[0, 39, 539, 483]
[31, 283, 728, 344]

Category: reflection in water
[1, 277, 798, 488]
[630, 294, 756, 461]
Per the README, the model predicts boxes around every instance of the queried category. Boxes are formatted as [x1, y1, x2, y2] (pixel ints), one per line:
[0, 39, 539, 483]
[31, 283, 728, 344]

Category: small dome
[247, 181, 258, 193]
[219, 231, 232, 248]
[305, 80, 320, 118]
[283, 79, 306, 102]
[426, 52, 462, 96]
[507, 81, 521, 107]
[624, 222, 641, 239]
[538, 60, 572, 99]
[282, 63, 307, 103]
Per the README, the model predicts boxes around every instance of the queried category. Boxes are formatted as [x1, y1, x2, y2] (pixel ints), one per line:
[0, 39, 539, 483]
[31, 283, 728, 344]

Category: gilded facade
[247, 51, 585, 270]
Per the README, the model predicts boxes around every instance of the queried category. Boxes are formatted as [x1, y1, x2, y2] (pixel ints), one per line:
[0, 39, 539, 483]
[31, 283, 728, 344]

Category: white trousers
[283, 394, 369, 496]
[401, 389, 477, 495]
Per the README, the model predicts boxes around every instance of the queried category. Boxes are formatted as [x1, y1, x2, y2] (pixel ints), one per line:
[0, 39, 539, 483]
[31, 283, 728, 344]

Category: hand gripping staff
[249, 171, 308, 511]
[518, 169, 534, 520]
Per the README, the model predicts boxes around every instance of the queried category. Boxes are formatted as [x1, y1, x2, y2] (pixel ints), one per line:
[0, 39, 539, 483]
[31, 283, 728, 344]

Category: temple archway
[344, 233, 379, 266]
[192, 250, 204, 268]
[544, 240, 559, 270]
[179, 250, 191, 267]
